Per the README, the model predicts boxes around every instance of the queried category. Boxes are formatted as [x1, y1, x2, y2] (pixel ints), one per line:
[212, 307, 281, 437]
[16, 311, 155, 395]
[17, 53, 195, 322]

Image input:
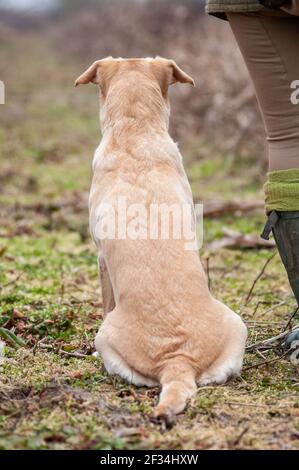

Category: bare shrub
[0, 0, 265, 163]
[49, 0, 264, 161]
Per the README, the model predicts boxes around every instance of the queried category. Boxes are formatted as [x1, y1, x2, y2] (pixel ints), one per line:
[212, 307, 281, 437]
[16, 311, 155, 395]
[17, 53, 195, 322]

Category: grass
[0, 30, 298, 450]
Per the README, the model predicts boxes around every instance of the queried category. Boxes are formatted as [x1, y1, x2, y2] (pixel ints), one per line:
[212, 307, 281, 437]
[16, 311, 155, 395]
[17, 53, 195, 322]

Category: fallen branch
[208, 228, 275, 252]
[202, 200, 264, 218]
[13, 194, 88, 215]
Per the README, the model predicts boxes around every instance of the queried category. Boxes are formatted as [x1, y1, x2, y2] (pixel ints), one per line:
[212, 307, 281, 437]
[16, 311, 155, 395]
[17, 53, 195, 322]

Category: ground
[0, 33, 298, 451]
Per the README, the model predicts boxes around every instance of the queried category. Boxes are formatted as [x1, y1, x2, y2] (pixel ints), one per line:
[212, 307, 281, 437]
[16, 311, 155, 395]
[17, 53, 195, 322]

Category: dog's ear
[75, 61, 102, 87]
[153, 58, 195, 95]
[169, 60, 195, 87]
[75, 58, 114, 87]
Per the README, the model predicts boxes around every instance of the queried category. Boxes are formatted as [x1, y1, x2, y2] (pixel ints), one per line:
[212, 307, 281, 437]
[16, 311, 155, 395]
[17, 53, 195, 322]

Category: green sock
[264, 168, 299, 213]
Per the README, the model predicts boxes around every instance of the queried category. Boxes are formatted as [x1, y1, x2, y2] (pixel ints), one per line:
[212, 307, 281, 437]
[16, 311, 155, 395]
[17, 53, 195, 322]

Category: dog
[75, 57, 247, 423]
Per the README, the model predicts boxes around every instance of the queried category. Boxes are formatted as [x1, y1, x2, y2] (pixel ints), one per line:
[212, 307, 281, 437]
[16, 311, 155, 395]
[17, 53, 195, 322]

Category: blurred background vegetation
[0, 0, 266, 217]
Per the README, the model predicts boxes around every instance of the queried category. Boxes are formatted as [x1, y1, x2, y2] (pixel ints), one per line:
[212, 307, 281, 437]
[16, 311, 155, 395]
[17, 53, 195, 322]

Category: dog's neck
[100, 79, 170, 142]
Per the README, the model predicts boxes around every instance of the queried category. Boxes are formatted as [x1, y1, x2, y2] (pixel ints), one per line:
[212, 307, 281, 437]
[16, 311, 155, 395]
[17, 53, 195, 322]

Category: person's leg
[227, 12, 299, 311]
[227, 12, 299, 172]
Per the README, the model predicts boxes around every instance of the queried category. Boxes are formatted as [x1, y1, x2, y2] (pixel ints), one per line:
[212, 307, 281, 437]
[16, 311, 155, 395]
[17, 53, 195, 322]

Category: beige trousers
[227, 9, 299, 171]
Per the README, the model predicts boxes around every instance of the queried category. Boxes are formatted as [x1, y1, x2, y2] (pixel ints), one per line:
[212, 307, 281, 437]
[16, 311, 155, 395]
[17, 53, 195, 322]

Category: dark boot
[261, 211, 299, 359]
[261, 210, 299, 306]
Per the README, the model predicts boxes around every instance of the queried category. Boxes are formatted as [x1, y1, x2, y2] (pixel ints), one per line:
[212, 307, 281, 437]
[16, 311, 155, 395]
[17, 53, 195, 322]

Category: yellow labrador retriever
[75, 57, 247, 423]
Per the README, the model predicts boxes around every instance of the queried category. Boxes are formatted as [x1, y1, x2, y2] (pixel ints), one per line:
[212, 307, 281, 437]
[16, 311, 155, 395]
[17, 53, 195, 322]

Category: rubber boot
[261, 211, 299, 357]
[261, 210, 299, 306]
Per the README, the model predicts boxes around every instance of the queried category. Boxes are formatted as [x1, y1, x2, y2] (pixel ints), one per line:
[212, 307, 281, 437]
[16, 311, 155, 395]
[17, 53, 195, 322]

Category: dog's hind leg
[197, 314, 247, 386]
[99, 254, 115, 317]
[95, 331, 158, 387]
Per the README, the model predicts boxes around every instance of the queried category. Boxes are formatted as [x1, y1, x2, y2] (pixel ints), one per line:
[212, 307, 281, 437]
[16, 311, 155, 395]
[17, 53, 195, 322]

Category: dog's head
[75, 57, 194, 129]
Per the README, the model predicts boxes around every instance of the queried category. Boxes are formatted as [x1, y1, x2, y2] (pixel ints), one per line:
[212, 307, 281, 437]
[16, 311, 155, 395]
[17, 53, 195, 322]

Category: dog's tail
[154, 360, 196, 426]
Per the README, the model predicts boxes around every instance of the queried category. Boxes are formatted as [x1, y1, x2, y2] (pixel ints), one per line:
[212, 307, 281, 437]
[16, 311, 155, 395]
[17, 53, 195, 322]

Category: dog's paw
[153, 406, 175, 429]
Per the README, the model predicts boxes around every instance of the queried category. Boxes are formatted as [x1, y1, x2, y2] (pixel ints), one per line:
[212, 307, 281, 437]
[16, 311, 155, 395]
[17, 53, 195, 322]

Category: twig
[252, 301, 262, 317]
[59, 265, 65, 303]
[243, 350, 289, 371]
[246, 320, 286, 325]
[252, 300, 288, 318]
[262, 300, 288, 316]
[245, 252, 276, 305]
[38, 343, 89, 359]
[225, 402, 268, 408]
[231, 426, 250, 447]
[206, 257, 211, 291]
[225, 401, 291, 409]
[256, 349, 267, 360]
[246, 324, 299, 351]
[283, 307, 299, 332]
[61, 299, 102, 307]
[0, 273, 23, 291]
